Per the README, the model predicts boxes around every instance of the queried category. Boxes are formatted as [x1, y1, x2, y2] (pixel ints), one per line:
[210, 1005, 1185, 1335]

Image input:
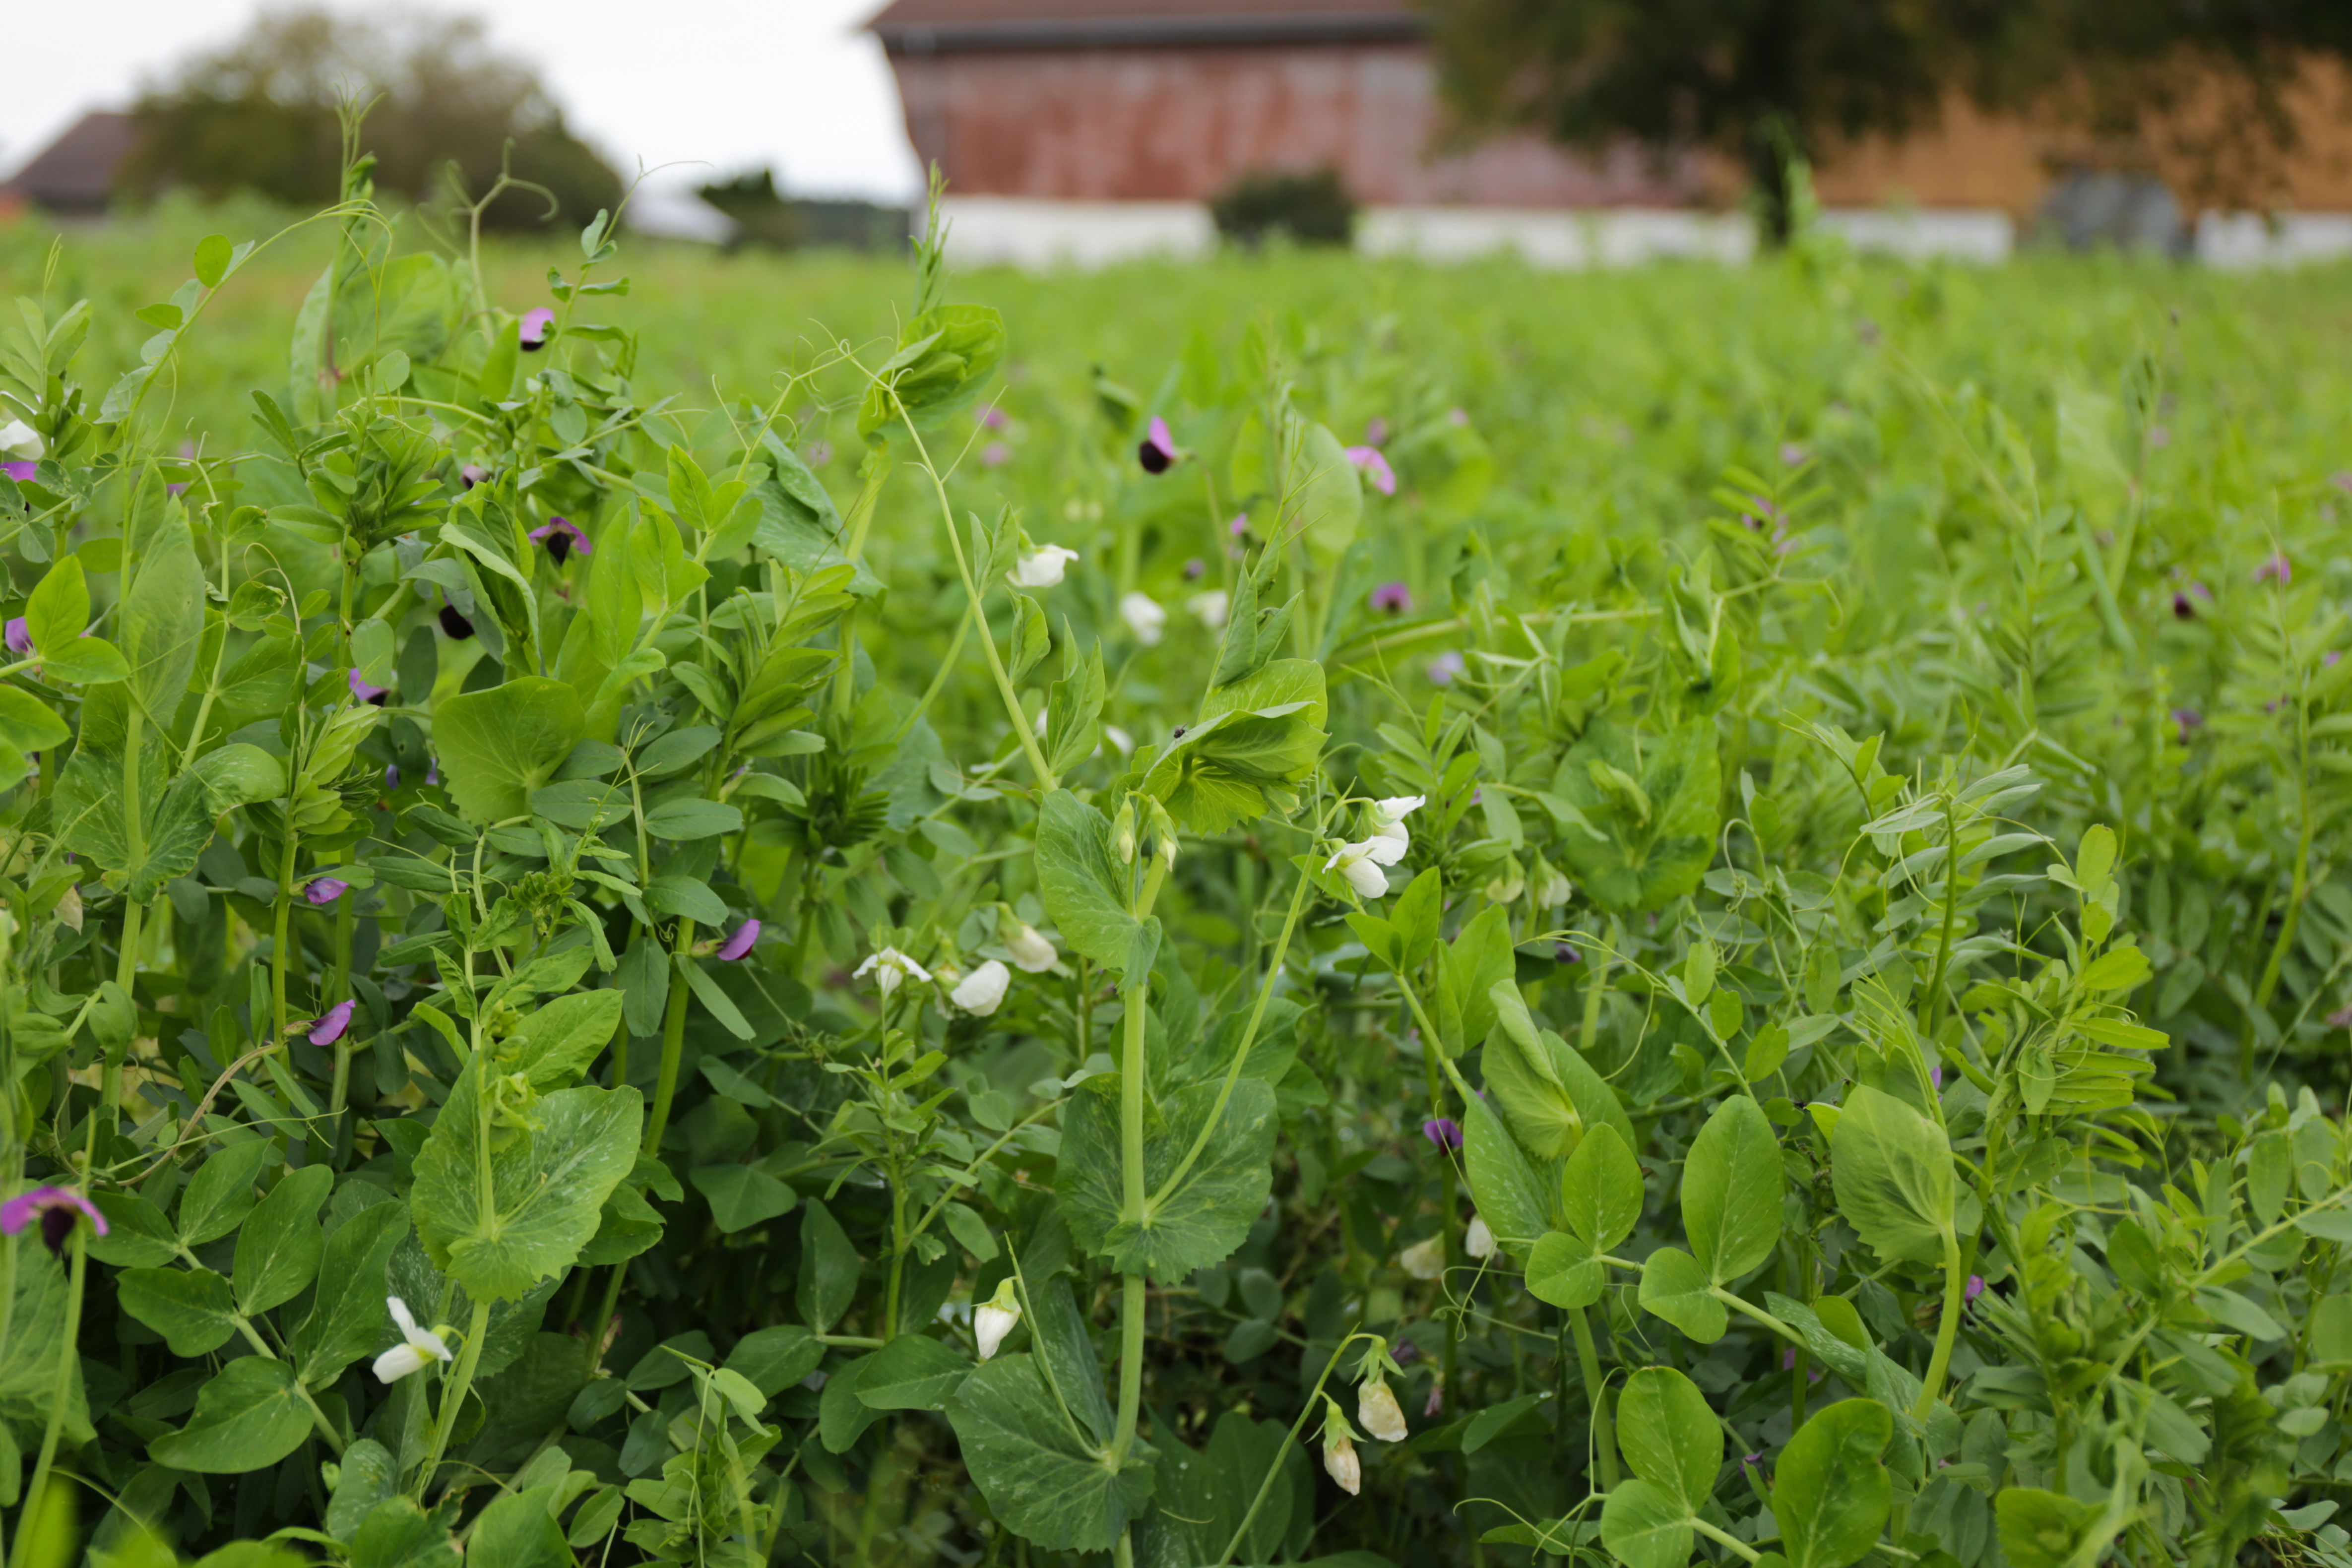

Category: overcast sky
[1, 0, 923, 200]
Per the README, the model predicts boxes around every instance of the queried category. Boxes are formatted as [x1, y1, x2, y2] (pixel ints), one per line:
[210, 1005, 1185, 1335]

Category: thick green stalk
[641, 923, 697, 1157]
[413, 1297, 493, 1498]
[1913, 1229, 1969, 1422]
[8, 1226, 87, 1568]
[1108, 855, 1168, 1480]
[1569, 1306, 1619, 1490]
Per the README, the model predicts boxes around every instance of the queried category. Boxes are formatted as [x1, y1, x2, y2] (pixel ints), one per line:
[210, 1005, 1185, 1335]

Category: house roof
[865, 0, 1423, 52]
[2, 112, 139, 212]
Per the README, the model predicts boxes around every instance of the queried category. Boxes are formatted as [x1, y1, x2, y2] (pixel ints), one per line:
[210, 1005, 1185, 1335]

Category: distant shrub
[696, 168, 911, 252]
[1210, 165, 1357, 249]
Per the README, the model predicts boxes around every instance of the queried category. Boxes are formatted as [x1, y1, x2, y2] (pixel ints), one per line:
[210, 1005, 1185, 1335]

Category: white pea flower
[373, 1296, 453, 1383]
[0, 420, 41, 460]
[1484, 869, 1525, 904]
[1006, 923, 1058, 974]
[1119, 592, 1167, 647]
[1186, 589, 1230, 631]
[1369, 794, 1426, 855]
[1399, 1236, 1443, 1280]
[1324, 1429, 1361, 1495]
[853, 946, 932, 998]
[951, 959, 1011, 1016]
[1324, 840, 1392, 899]
[1009, 545, 1080, 588]
[1358, 1379, 1409, 1443]
[1535, 865, 1573, 908]
[1463, 1213, 1496, 1259]
[1104, 724, 1134, 757]
[974, 1278, 1022, 1360]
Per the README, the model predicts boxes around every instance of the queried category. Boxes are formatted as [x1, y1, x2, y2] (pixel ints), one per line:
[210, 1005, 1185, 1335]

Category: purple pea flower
[1555, 944, 1580, 964]
[978, 405, 1008, 430]
[1423, 1117, 1463, 1153]
[2172, 707, 2204, 742]
[348, 669, 389, 705]
[1780, 443, 1808, 467]
[1392, 1340, 1419, 1366]
[1965, 1274, 1986, 1303]
[1365, 416, 1390, 446]
[439, 602, 475, 639]
[0, 1186, 109, 1257]
[308, 1000, 356, 1046]
[1228, 513, 1250, 539]
[2171, 587, 2206, 621]
[425, 756, 440, 786]
[2326, 1003, 2352, 1029]
[2148, 425, 2171, 449]
[529, 516, 591, 565]
[384, 764, 399, 790]
[2330, 651, 2344, 667]
[0, 462, 34, 483]
[981, 441, 1010, 468]
[1424, 1382, 1444, 1418]
[305, 877, 350, 906]
[518, 308, 555, 351]
[1447, 407, 1468, 427]
[1929, 1065, 1943, 1090]
[2255, 553, 2293, 585]
[4, 619, 29, 656]
[1183, 557, 1206, 581]
[1428, 650, 1465, 686]
[459, 463, 489, 489]
[716, 920, 761, 961]
[1138, 416, 1176, 475]
[1370, 581, 1413, 615]
[1345, 445, 1397, 497]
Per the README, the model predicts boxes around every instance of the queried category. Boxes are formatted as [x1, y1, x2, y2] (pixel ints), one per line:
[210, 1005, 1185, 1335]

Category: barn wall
[887, 42, 1709, 207]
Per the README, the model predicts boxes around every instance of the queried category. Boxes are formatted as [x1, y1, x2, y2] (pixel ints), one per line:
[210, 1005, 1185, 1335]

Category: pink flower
[1345, 445, 1397, 496]
[2255, 553, 2292, 585]
[348, 669, 389, 705]
[1965, 1275, 1986, 1303]
[1370, 581, 1412, 615]
[519, 308, 555, 350]
[1228, 513, 1251, 539]
[978, 405, 1008, 430]
[1183, 557, 1206, 580]
[0, 1187, 108, 1257]
[1447, 407, 1468, 427]
[717, 920, 761, 961]
[1427, 650, 1465, 686]
[308, 1000, 356, 1046]
[2172, 707, 2203, 741]
[305, 878, 350, 906]
[459, 463, 489, 489]
[1139, 416, 1176, 474]
[1780, 443, 1808, 467]
[1365, 416, 1390, 446]
[0, 462, 34, 483]
[981, 441, 1010, 467]
[529, 516, 591, 565]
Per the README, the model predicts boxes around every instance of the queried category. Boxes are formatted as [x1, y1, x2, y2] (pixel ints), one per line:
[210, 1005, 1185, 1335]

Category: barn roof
[1, 112, 139, 213]
[865, 0, 1422, 52]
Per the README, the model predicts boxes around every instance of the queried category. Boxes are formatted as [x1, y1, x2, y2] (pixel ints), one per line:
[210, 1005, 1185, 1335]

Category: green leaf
[511, 990, 623, 1089]
[349, 1498, 459, 1568]
[1432, 909, 1515, 1057]
[1137, 1412, 1298, 1568]
[178, 1140, 274, 1246]
[690, 1164, 795, 1233]
[1461, 1096, 1553, 1260]
[1598, 1478, 1695, 1568]
[1637, 1248, 1725, 1342]
[946, 1354, 1156, 1553]
[1058, 1075, 1276, 1278]
[859, 305, 1007, 437]
[148, 1357, 313, 1474]
[726, 1324, 825, 1396]
[0, 689, 67, 756]
[1035, 789, 1141, 968]
[233, 1164, 332, 1314]
[324, 1440, 401, 1541]
[293, 1201, 410, 1385]
[1482, 981, 1638, 1160]
[25, 557, 89, 655]
[1830, 1085, 1954, 1264]
[120, 493, 206, 719]
[118, 1266, 240, 1357]
[1683, 1095, 1780, 1284]
[1560, 1122, 1644, 1253]
[855, 1334, 972, 1411]
[0, 1249, 90, 1448]
[640, 796, 742, 840]
[1231, 409, 1360, 564]
[1617, 1366, 1721, 1511]
[434, 678, 587, 824]
[410, 1081, 643, 1301]
[468, 1485, 575, 1568]
[86, 1191, 180, 1268]
[1143, 659, 1328, 833]
[1773, 1400, 1893, 1568]
[1994, 1488, 2098, 1568]
[1551, 721, 1720, 913]
[1525, 1231, 1604, 1310]
[798, 1199, 860, 1333]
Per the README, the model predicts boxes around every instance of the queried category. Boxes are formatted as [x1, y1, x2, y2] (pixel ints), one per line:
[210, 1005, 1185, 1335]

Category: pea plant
[3, 149, 2352, 1568]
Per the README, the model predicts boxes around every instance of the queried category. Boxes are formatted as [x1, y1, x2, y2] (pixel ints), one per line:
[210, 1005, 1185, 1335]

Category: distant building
[865, 0, 2352, 268]
[1, 112, 139, 215]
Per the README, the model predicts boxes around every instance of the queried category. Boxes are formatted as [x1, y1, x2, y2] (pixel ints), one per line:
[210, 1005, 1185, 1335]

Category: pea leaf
[233, 1164, 332, 1314]
[854, 1334, 972, 1411]
[798, 1199, 860, 1333]
[1059, 1075, 1276, 1279]
[1526, 1231, 1605, 1309]
[1638, 1247, 1725, 1342]
[1461, 1096, 1553, 1261]
[177, 1140, 275, 1246]
[433, 677, 587, 824]
[1598, 1479, 1695, 1568]
[1550, 720, 1720, 913]
[1773, 1399, 1894, 1568]
[1684, 1095, 1781, 1283]
[1830, 1085, 1954, 1264]
[148, 1357, 312, 1474]
[945, 1354, 1156, 1553]
[1617, 1366, 1722, 1512]
[118, 1266, 240, 1357]
[1484, 982, 1639, 1160]
[292, 1200, 411, 1385]
[1035, 789, 1140, 969]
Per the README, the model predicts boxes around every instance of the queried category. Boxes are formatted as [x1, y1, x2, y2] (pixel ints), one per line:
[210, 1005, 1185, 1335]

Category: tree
[1426, 0, 2352, 244]
[121, 8, 621, 229]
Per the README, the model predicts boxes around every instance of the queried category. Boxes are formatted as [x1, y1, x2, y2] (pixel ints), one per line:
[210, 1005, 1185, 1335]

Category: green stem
[641, 922, 697, 1157]
[1570, 1306, 1619, 1490]
[1913, 1230, 1968, 1421]
[1209, 1333, 1374, 1568]
[8, 1226, 86, 1568]
[273, 825, 300, 1045]
[413, 1297, 493, 1498]
[1691, 1516, 1764, 1564]
[1111, 1274, 1146, 1466]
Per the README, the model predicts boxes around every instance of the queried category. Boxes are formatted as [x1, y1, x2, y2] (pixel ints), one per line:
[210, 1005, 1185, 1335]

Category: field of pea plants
[3, 165, 2352, 1568]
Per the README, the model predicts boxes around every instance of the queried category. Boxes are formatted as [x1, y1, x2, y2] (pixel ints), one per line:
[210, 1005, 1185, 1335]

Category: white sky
[1, 0, 923, 201]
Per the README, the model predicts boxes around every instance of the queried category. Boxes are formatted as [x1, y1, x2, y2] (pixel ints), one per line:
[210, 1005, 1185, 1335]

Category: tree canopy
[122, 8, 621, 229]
[1427, 0, 2352, 241]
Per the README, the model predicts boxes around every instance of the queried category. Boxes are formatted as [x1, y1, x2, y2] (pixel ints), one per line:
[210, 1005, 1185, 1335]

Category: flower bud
[1006, 922, 1058, 973]
[1464, 1213, 1495, 1259]
[1323, 1430, 1360, 1495]
[1357, 1379, 1408, 1443]
[974, 1278, 1022, 1361]
[1112, 801, 1137, 865]
[1148, 800, 1179, 871]
[1399, 1236, 1442, 1280]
